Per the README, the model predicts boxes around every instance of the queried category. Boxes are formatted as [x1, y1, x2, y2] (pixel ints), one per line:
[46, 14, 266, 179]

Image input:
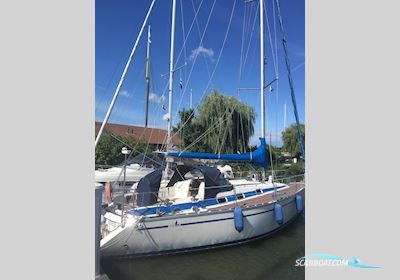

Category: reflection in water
[102, 214, 304, 280]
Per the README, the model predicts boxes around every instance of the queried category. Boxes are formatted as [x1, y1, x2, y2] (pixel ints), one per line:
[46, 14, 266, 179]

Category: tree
[174, 91, 256, 154]
[195, 91, 255, 153]
[282, 123, 305, 157]
[95, 133, 147, 166]
[174, 108, 205, 151]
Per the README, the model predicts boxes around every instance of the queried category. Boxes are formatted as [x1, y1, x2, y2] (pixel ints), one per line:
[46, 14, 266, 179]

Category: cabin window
[236, 193, 244, 200]
[217, 197, 227, 204]
[255, 189, 262, 194]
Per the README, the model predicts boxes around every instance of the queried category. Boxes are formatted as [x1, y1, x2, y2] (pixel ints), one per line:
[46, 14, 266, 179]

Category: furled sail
[167, 138, 269, 168]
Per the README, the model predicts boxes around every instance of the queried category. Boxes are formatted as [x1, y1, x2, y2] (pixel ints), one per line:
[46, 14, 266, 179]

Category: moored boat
[100, 165, 304, 257]
[97, 0, 305, 258]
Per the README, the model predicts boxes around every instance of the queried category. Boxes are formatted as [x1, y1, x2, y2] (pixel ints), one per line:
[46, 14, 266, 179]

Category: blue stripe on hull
[103, 200, 300, 258]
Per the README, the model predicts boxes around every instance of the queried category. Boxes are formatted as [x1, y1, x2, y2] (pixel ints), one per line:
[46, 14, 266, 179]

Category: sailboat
[99, 0, 305, 257]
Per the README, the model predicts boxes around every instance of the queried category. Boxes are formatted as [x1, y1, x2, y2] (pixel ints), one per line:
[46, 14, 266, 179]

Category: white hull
[101, 188, 304, 257]
[95, 165, 154, 184]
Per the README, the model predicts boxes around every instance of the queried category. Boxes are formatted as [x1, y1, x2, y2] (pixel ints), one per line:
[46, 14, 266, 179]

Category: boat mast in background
[95, 0, 156, 147]
[165, 0, 177, 174]
[145, 25, 151, 127]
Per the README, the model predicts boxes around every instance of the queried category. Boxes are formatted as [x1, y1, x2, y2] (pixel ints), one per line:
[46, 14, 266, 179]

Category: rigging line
[180, 109, 230, 153]
[237, 0, 248, 91]
[176, 3, 253, 155]
[243, 0, 254, 47]
[218, 103, 246, 155]
[95, 0, 156, 147]
[218, 108, 233, 154]
[104, 132, 151, 186]
[141, 120, 158, 167]
[173, 0, 205, 71]
[171, 0, 237, 139]
[242, 1, 259, 72]
[191, 0, 212, 81]
[239, 111, 246, 153]
[95, 59, 145, 121]
[95, 5, 153, 111]
[264, 0, 278, 77]
[213, 105, 225, 154]
[272, 0, 279, 104]
[140, 75, 165, 167]
[158, 71, 174, 152]
[217, 99, 253, 155]
[188, 0, 236, 99]
[185, 109, 229, 152]
[248, 1, 258, 48]
[275, 0, 305, 162]
[234, 1, 258, 155]
[214, 105, 235, 154]
[98, 99, 162, 178]
[174, 0, 217, 120]
[179, 0, 188, 82]
[111, 67, 147, 125]
[214, 115, 225, 154]
[127, 85, 167, 170]
[237, 0, 250, 86]
[268, 133, 276, 182]
[146, 64, 170, 153]
[107, 133, 166, 183]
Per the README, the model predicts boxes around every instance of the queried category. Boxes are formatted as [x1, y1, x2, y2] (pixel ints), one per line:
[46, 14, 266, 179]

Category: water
[101, 214, 304, 280]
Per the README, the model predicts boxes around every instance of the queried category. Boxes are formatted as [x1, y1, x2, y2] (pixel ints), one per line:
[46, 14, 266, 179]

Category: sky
[96, 0, 304, 147]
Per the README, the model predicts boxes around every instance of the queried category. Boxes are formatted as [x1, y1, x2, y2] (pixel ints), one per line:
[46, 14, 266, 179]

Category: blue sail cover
[136, 168, 163, 207]
[167, 137, 269, 168]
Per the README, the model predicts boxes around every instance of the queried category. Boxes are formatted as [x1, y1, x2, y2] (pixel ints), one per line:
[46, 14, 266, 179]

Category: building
[95, 122, 181, 146]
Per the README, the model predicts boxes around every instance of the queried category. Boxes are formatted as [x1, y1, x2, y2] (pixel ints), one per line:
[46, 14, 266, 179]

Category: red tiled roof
[95, 122, 181, 146]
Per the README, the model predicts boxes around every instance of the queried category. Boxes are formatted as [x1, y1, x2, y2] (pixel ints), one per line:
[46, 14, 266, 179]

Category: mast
[95, 0, 156, 147]
[166, 0, 177, 173]
[145, 25, 151, 127]
[260, 0, 265, 138]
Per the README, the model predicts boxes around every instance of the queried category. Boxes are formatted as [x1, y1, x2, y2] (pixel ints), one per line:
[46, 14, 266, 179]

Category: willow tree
[282, 123, 305, 157]
[195, 91, 255, 154]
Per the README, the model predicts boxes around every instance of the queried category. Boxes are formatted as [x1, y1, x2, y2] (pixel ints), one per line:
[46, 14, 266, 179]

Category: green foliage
[267, 145, 282, 163]
[282, 123, 305, 157]
[95, 133, 147, 166]
[266, 162, 305, 183]
[175, 91, 255, 153]
[283, 162, 305, 179]
[174, 108, 206, 151]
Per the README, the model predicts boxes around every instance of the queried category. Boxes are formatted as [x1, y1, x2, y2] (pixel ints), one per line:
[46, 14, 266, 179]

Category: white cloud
[189, 46, 214, 61]
[120, 90, 130, 97]
[149, 93, 166, 104]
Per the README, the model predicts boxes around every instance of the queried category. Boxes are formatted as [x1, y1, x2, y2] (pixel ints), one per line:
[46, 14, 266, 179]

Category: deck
[209, 182, 305, 211]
